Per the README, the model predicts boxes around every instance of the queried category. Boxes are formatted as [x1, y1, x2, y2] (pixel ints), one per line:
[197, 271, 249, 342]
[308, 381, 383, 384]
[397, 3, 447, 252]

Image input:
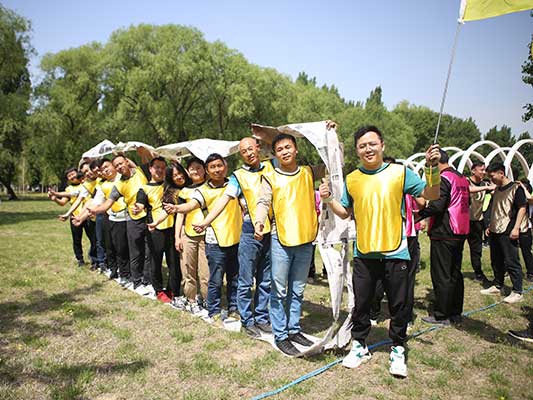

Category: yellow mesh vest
[179, 186, 206, 238]
[100, 177, 127, 213]
[264, 166, 318, 247]
[65, 184, 83, 217]
[143, 183, 174, 230]
[114, 167, 148, 220]
[232, 161, 274, 234]
[197, 182, 243, 247]
[346, 163, 405, 254]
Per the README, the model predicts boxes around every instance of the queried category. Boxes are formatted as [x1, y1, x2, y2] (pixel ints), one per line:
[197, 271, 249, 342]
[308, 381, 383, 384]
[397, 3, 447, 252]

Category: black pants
[126, 217, 147, 286]
[352, 257, 410, 346]
[467, 220, 485, 276]
[102, 215, 115, 273]
[430, 239, 465, 320]
[370, 236, 420, 322]
[70, 219, 97, 263]
[147, 227, 181, 295]
[519, 230, 533, 277]
[110, 220, 130, 279]
[489, 233, 523, 293]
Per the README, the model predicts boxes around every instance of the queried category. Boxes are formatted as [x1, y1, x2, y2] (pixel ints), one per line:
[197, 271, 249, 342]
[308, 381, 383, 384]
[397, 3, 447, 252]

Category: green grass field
[1, 195, 532, 400]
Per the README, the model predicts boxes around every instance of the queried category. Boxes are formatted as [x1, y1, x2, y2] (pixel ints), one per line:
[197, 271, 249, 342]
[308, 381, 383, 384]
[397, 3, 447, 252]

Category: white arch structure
[402, 139, 532, 184]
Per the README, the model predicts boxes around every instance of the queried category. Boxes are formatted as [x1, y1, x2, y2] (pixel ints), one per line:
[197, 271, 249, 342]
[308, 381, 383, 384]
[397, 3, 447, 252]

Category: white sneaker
[122, 281, 134, 291]
[342, 341, 371, 369]
[104, 270, 112, 278]
[370, 319, 378, 326]
[134, 284, 151, 296]
[190, 303, 209, 318]
[170, 296, 189, 311]
[480, 285, 501, 295]
[389, 345, 407, 378]
[503, 292, 523, 304]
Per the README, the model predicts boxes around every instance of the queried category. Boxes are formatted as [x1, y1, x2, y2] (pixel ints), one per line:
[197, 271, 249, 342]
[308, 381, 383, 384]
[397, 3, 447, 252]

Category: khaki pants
[180, 234, 209, 302]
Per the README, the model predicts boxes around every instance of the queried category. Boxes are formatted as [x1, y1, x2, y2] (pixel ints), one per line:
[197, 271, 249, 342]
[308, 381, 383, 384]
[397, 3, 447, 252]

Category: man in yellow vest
[255, 133, 321, 356]
[193, 137, 274, 338]
[319, 125, 441, 378]
[88, 150, 154, 295]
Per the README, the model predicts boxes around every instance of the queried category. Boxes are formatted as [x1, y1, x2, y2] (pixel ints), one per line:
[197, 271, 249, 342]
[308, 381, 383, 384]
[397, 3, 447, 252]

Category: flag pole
[433, 21, 463, 144]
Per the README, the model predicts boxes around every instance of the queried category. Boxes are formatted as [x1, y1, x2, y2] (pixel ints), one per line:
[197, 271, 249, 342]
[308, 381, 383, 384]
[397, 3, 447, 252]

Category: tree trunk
[0, 175, 18, 200]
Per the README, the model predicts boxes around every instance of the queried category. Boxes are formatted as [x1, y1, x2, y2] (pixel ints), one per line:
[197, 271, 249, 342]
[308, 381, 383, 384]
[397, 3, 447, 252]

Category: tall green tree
[0, 4, 32, 199]
[522, 15, 533, 122]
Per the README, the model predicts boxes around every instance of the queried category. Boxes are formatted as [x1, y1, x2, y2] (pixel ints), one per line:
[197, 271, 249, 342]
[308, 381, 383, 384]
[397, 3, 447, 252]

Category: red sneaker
[165, 289, 174, 299]
[156, 291, 171, 303]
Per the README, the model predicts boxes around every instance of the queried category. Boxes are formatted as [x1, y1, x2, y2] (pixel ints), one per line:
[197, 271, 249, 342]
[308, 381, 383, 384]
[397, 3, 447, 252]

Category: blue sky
[5, 0, 533, 137]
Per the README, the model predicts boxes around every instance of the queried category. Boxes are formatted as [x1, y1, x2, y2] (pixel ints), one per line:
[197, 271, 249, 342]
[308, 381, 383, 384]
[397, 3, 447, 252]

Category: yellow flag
[460, 0, 533, 22]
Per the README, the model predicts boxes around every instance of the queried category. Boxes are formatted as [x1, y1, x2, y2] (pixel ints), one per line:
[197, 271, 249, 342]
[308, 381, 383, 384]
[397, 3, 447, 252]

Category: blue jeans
[95, 213, 106, 265]
[237, 221, 271, 327]
[206, 243, 239, 317]
[270, 235, 313, 341]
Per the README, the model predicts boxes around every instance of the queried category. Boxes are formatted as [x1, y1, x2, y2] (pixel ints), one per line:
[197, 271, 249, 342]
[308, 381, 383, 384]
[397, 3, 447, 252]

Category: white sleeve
[92, 188, 106, 205]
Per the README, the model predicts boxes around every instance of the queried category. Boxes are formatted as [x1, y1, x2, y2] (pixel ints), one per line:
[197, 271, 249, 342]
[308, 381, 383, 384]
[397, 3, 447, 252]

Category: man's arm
[470, 184, 496, 194]
[318, 178, 352, 219]
[254, 178, 274, 240]
[419, 144, 442, 201]
[418, 179, 451, 219]
[174, 213, 185, 252]
[58, 195, 84, 221]
[193, 194, 231, 233]
[510, 206, 527, 240]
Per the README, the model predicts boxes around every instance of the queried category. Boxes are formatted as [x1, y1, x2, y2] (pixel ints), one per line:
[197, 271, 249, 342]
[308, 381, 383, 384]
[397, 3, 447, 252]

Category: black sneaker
[256, 322, 272, 333]
[289, 332, 314, 347]
[449, 315, 463, 325]
[276, 339, 300, 356]
[474, 274, 487, 282]
[508, 328, 533, 343]
[244, 324, 261, 339]
[421, 316, 451, 326]
[77, 259, 85, 267]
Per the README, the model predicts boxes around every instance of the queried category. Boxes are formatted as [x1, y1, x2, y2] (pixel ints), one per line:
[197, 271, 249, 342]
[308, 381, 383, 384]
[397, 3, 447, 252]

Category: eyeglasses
[357, 142, 381, 151]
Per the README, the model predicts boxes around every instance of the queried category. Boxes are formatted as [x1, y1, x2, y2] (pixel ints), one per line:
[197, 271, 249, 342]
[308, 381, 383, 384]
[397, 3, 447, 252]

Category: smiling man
[319, 125, 440, 378]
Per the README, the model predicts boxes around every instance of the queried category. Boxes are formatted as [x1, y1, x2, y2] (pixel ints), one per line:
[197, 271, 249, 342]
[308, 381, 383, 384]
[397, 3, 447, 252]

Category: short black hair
[64, 167, 78, 177]
[186, 156, 205, 170]
[272, 133, 297, 153]
[383, 156, 396, 163]
[439, 149, 449, 164]
[149, 156, 167, 167]
[205, 153, 225, 167]
[90, 159, 104, 170]
[112, 154, 126, 163]
[354, 125, 383, 146]
[80, 162, 90, 171]
[471, 161, 485, 170]
[486, 162, 505, 174]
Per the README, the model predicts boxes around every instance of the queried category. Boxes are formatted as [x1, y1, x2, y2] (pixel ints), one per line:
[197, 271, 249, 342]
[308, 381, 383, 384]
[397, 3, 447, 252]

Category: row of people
[48, 125, 532, 379]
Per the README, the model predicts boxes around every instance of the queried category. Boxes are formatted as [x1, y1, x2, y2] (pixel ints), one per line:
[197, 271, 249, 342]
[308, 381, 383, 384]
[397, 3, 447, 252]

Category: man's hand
[192, 222, 207, 234]
[71, 217, 82, 227]
[254, 222, 264, 241]
[425, 144, 441, 167]
[131, 203, 144, 216]
[510, 228, 520, 240]
[325, 120, 338, 130]
[319, 177, 331, 200]
[147, 221, 157, 232]
[58, 214, 69, 222]
[163, 202, 177, 214]
[175, 236, 184, 252]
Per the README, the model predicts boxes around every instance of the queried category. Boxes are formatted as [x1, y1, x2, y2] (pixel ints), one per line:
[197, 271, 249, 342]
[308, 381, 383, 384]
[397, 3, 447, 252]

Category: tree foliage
[0, 4, 32, 199]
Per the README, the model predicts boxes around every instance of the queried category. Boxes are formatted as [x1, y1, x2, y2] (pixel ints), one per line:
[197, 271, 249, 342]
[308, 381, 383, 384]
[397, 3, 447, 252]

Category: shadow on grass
[0, 282, 107, 390]
[0, 210, 60, 226]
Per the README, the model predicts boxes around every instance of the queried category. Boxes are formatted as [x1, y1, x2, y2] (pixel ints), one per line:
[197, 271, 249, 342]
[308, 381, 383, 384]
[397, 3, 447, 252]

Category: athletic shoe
[421, 316, 451, 326]
[508, 328, 533, 343]
[90, 263, 98, 271]
[77, 259, 85, 267]
[289, 332, 314, 347]
[123, 282, 135, 291]
[104, 270, 112, 278]
[276, 339, 300, 357]
[342, 341, 371, 369]
[503, 292, 523, 304]
[449, 315, 463, 324]
[256, 323, 272, 333]
[243, 324, 262, 339]
[170, 296, 188, 311]
[389, 345, 407, 378]
[165, 289, 174, 299]
[118, 277, 129, 286]
[156, 291, 172, 303]
[206, 313, 223, 327]
[134, 284, 151, 296]
[480, 285, 502, 295]
[191, 303, 209, 318]
[370, 319, 378, 326]
[474, 273, 488, 282]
